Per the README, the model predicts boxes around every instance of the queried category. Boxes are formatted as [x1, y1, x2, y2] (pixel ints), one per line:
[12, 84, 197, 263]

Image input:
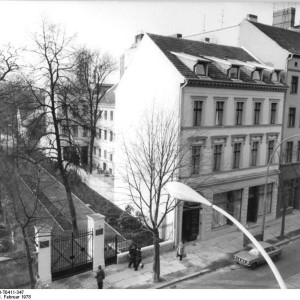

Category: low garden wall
[117, 239, 174, 264]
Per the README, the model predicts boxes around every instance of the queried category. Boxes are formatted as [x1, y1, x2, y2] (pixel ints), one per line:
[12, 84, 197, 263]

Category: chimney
[272, 7, 295, 29]
[204, 37, 210, 43]
[169, 33, 182, 38]
[247, 14, 258, 22]
[135, 33, 144, 44]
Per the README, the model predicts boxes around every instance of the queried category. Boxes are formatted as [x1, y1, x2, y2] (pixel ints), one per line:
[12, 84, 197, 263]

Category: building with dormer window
[115, 33, 287, 244]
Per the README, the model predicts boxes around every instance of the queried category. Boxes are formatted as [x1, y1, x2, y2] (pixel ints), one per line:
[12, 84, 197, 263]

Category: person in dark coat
[95, 265, 105, 289]
[128, 242, 137, 268]
[134, 247, 143, 271]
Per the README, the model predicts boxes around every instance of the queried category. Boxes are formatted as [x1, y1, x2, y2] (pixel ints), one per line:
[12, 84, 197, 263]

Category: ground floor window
[212, 189, 242, 229]
[282, 179, 300, 208]
[247, 183, 273, 223]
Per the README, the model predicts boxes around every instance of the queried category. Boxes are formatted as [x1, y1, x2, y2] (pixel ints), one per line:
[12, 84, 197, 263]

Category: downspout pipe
[261, 53, 293, 240]
[174, 78, 189, 247]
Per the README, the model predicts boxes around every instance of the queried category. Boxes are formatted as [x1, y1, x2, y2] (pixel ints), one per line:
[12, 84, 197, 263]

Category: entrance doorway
[182, 202, 201, 242]
[247, 186, 259, 223]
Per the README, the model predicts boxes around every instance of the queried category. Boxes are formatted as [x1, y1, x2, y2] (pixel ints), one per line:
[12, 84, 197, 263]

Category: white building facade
[115, 33, 287, 243]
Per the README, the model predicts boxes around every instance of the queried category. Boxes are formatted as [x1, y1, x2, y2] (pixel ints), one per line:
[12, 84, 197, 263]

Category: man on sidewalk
[95, 265, 105, 289]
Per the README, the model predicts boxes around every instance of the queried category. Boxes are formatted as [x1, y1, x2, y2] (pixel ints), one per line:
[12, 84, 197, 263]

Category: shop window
[212, 189, 242, 228]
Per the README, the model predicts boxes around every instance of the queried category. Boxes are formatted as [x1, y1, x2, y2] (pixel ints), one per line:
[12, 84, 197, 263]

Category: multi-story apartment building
[186, 7, 300, 216]
[94, 85, 116, 175]
[115, 33, 287, 243]
[42, 84, 115, 174]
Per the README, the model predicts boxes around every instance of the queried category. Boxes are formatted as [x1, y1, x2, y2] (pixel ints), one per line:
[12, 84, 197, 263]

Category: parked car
[233, 241, 282, 269]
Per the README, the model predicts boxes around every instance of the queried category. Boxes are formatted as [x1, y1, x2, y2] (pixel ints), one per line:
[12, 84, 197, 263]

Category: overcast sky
[2, 0, 300, 82]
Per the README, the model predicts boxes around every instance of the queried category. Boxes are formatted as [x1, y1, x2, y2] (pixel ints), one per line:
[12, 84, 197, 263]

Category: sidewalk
[48, 210, 300, 289]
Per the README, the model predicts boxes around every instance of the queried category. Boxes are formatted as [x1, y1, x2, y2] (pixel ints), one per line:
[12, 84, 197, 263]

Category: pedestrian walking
[128, 242, 137, 268]
[134, 247, 143, 271]
[95, 265, 105, 289]
[176, 241, 185, 261]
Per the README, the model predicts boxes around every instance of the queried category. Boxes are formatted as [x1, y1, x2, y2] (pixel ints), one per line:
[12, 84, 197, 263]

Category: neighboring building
[185, 7, 300, 217]
[115, 33, 287, 244]
[41, 84, 115, 173]
[94, 84, 116, 175]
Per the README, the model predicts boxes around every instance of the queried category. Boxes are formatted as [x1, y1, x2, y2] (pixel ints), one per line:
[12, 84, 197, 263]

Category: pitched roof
[147, 33, 259, 81]
[249, 20, 300, 54]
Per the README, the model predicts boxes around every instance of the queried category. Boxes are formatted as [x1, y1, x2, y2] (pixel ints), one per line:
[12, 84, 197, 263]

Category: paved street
[165, 238, 300, 289]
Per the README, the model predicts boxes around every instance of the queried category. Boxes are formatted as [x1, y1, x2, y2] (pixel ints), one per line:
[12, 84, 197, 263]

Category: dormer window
[194, 62, 207, 76]
[252, 69, 263, 81]
[271, 70, 281, 82]
[228, 66, 240, 79]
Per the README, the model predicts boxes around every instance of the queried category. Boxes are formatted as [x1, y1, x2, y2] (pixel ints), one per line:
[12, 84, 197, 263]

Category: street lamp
[165, 181, 287, 289]
[261, 133, 300, 241]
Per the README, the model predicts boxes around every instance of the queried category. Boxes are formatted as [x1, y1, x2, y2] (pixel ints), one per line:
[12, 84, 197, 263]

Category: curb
[155, 268, 211, 289]
[153, 233, 300, 289]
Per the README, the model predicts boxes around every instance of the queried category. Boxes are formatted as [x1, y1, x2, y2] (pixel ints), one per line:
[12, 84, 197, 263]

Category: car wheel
[250, 263, 257, 270]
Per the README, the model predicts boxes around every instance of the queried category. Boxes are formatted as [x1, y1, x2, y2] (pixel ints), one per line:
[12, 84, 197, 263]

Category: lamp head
[165, 181, 212, 207]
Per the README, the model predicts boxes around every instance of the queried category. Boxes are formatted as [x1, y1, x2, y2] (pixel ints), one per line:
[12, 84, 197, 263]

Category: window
[191, 146, 201, 174]
[288, 107, 296, 127]
[193, 101, 203, 126]
[215, 101, 224, 126]
[271, 72, 278, 82]
[251, 183, 273, 216]
[212, 189, 242, 228]
[282, 179, 300, 208]
[194, 63, 206, 76]
[104, 130, 107, 140]
[93, 147, 97, 155]
[286, 141, 293, 163]
[213, 144, 222, 171]
[83, 127, 88, 137]
[253, 102, 261, 125]
[270, 103, 277, 124]
[71, 125, 78, 137]
[229, 66, 239, 79]
[110, 131, 113, 142]
[99, 148, 101, 157]
[104, 111, 107, 120]
[252, 69, 262, 81]
[62, 125, 68, 136]
[291, 76, 298, 94]
[250, 142, 259, 166]
[235, 102, 244, 125]
[295, 62, 298, 67]
[110, 111, 113, 121]
[267, 140, 275, 163]
[98, 129, 102, 139]
[104, 150, 107, 159]
[297, 141, 300, 161]
[110, 154, 113, 162]
[233, 143, 242, 169]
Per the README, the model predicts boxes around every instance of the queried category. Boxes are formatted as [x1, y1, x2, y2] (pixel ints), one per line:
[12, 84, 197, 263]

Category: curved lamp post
[165, 181, 286, 289]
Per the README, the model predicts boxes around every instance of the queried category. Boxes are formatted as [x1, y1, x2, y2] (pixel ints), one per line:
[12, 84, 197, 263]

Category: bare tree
[0, 157, 43, 288]
[72, 48, 117, 173]
[23, 19, 80, 234]
[120, 108, 190, 282]
[0, 45, 19, 81]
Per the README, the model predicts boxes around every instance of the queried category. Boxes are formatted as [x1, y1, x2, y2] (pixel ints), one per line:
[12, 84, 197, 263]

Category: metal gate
[51, 230, 93, 281]
[104, 235, 118, 266]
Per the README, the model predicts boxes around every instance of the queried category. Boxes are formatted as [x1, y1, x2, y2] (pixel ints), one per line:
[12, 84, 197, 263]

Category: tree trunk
[89, 128, 96, 174]
[21, 227, 35, 289]
[59, 163, 79, 234]
[52, 106, 79, 234]
[152, 230, 161, 282]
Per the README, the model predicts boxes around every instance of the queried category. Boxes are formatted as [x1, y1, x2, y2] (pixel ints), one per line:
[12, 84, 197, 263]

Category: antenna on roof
[203, 14, 206, 32]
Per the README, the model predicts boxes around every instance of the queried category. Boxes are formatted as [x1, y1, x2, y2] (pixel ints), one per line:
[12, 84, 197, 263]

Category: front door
[182, 202, 200, 242]
[247, 186, 259, 223]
